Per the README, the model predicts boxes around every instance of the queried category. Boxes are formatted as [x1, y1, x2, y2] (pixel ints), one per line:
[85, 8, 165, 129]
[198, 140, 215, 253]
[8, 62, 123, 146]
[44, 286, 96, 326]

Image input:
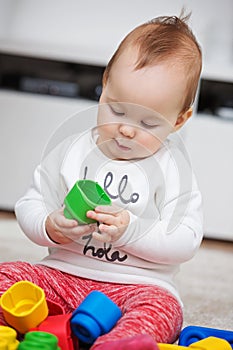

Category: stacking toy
[0, 326, 19, 350]
[158, 336, 231, 349]
[178, 326, 233, 348]
[18, 331, 60, 350]
[70, 290, 122, 344]
[189, 337, 232, 349]
[64, 179, 111, 224]
[18, 342, 52, 350]
[31, 313, 75, 350]
[46, 299, 66, 316]
[0, 281, 48, 334]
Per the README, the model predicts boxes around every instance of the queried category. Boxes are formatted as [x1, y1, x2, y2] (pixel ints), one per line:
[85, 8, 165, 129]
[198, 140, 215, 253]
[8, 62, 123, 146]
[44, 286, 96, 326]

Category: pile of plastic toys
[0, 281, 232, 350]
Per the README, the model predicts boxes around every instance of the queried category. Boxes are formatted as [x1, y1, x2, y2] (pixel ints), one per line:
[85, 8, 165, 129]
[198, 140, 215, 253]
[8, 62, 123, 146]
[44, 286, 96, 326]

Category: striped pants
[0, 262, 183, 347]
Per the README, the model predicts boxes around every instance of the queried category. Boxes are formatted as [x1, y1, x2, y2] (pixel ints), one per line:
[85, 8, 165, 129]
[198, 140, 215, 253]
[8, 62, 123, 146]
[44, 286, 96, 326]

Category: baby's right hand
[45, 207, 96, 244]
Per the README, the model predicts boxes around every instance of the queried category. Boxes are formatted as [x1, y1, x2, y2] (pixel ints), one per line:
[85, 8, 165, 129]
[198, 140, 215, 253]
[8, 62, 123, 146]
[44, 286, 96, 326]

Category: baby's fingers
[92, 230, 112, 243]
[86, 210, 116, 226]
[59, 216, 78, 229]
[95, 205, 122, 215]
[92, 224, 118, 243]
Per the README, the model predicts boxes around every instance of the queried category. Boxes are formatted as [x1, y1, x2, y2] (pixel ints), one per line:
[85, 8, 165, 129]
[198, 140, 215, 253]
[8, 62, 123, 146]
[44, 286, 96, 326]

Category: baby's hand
[86, 205, 130, 243]
[45, 207, 96, 244]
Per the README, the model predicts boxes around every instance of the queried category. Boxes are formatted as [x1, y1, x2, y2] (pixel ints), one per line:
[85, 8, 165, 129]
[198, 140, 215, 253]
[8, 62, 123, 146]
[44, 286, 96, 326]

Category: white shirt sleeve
[15, 137, 73, 247]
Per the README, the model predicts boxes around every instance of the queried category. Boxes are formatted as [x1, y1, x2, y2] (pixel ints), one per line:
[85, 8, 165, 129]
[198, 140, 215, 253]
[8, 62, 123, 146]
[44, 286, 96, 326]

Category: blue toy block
[70, 290, 122, 344]
[179, 326, 233, 348]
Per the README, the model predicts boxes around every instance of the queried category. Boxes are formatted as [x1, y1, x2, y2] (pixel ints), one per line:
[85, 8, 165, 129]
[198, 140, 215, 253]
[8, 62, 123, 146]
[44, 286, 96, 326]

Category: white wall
[0, 0, 232, 71]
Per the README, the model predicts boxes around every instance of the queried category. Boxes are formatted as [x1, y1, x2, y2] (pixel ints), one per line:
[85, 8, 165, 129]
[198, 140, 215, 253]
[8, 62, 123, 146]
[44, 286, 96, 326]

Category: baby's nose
[119, 124, 135, 138]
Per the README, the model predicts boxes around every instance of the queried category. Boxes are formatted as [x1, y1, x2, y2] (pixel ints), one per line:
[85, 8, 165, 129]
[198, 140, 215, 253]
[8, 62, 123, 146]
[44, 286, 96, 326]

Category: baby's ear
[174, 107, 193, 131]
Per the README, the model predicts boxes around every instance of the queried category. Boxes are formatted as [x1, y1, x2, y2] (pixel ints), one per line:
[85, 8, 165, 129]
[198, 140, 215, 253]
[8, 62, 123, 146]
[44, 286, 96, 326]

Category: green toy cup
[19, 331, 60, 350]
[64, 180, 111, 224]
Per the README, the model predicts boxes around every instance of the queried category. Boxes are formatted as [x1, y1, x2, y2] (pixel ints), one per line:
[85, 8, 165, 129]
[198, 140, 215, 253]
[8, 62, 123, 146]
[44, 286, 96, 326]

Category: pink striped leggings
[0, 262, 183, 347]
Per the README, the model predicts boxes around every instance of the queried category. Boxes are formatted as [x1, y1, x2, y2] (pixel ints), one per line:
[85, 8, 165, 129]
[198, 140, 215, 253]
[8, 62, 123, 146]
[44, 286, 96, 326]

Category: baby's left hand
[86, 205, 130, 243]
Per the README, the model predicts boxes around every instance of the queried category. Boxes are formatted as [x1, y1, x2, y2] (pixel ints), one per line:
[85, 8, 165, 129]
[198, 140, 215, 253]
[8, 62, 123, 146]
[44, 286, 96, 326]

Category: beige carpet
[176, 239, 233, 331]
[0, 218, 233, 338]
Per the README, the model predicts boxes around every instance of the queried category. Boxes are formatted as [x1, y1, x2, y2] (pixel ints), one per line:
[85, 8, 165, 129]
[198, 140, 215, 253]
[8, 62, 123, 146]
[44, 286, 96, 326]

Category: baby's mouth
[115, 139, 131, 151]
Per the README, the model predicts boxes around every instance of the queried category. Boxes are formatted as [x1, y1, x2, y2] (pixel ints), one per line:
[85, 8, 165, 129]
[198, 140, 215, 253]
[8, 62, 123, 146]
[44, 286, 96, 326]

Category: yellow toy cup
[0, 281, 48, 334]
[0, 326, 19, 350]
[64, 180, 111, 224]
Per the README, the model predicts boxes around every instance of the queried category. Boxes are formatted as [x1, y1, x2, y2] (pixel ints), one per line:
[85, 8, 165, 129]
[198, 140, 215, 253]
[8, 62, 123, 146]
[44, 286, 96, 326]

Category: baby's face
[97, 47, 188, 160]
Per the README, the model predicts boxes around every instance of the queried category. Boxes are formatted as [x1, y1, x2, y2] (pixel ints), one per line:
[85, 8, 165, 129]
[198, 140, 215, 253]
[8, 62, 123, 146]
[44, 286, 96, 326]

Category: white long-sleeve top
[15, 129, 203, 304]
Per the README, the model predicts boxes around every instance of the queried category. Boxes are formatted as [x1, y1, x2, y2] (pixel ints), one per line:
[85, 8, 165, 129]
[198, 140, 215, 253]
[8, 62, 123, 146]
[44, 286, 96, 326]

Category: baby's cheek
[138, 133, 161, 155]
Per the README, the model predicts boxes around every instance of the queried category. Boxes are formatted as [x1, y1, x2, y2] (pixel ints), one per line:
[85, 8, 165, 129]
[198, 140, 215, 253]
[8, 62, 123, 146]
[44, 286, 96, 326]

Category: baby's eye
[141, 120, 158, 128]
[109, 105, 125, 116]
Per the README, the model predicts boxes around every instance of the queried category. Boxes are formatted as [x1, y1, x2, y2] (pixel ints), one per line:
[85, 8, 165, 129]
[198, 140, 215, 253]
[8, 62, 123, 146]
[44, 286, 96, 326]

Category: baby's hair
[103, 10, 202, 114]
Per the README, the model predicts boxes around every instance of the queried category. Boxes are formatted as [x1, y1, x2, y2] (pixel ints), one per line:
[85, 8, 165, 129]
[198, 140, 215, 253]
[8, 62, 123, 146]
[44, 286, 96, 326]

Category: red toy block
[31, 313, 77, 350]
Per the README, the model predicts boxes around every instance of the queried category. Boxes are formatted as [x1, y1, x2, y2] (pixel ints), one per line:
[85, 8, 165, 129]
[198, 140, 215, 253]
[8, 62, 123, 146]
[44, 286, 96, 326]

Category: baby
[1, 12, 203, 350]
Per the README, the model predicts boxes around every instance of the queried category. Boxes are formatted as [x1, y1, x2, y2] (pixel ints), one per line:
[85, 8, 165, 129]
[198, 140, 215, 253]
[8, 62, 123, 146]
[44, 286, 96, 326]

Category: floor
[0, 210, 233, 343]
